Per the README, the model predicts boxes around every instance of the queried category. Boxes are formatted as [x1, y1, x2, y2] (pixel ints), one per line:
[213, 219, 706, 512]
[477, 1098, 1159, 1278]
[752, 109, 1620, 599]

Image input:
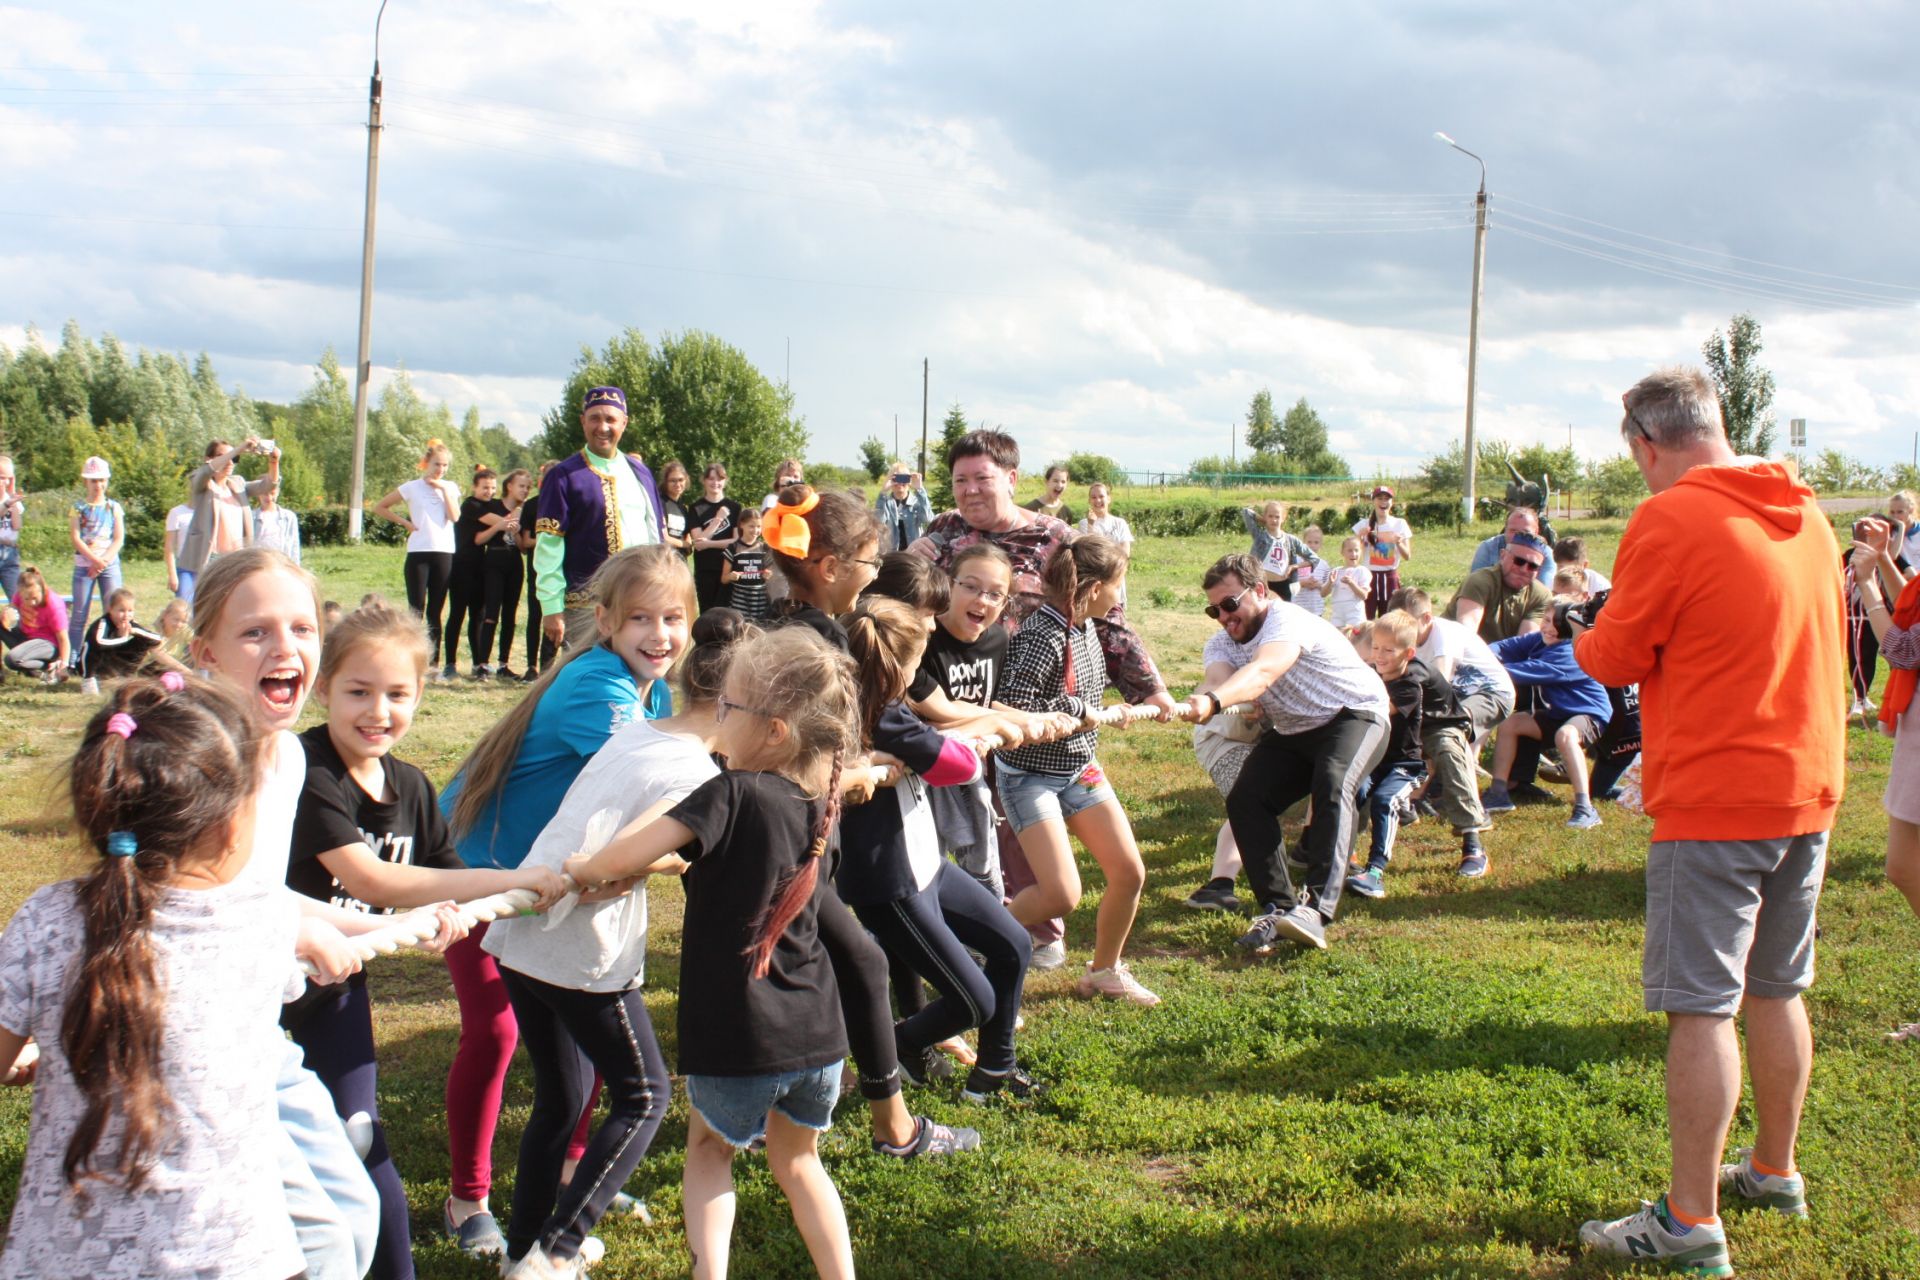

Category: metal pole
[1437, 132, 1487, 525]
[920, 358, 929, 476]
[347, 0, 389, 541]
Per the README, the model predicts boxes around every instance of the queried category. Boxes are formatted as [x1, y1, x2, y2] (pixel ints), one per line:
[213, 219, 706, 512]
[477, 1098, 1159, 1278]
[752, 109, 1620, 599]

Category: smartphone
[256, 439, 278, 456]
[892, 473, 912, 485]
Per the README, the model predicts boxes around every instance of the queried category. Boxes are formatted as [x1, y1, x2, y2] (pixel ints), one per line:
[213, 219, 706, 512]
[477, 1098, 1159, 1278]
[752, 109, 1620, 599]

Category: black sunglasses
[1622, 394, 1654, 442]
[1204, 586, 1255, 620]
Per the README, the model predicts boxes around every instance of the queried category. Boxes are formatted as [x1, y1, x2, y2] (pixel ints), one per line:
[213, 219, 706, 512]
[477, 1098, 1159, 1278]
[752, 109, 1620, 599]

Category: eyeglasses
[954, 579, 1009, 606]
[1204, 586, 1255, 620]
[1621, 394, 1654, 442]
[716, 697, 773, 723]
[1509, 555, 1545, 571]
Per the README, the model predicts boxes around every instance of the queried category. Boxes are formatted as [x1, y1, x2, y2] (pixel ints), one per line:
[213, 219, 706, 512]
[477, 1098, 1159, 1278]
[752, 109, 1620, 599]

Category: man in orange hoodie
[1570, 366, 1844, 1275]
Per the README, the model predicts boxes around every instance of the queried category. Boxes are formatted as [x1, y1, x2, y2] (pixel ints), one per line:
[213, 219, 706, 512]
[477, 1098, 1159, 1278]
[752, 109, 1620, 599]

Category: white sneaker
[1578, 1197, 1731, 1276]
[1849, 698, 1867, 719]
[1029, 940, 1066, 971]
[80, 677, 100, 696]
[1075, 961, 1161, 1007]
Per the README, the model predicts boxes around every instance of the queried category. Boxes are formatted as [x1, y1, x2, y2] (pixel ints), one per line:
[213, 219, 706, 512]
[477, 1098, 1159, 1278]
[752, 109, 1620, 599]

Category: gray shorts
[1643, 834, 1828, 1017]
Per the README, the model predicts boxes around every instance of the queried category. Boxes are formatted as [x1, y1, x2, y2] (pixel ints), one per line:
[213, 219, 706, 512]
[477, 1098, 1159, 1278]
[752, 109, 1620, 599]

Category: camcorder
[1553, 589, 1609, 637]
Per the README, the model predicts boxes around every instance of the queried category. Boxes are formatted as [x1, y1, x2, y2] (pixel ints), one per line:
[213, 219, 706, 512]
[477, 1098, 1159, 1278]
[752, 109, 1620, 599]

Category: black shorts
[1535, 710, 1601, 749]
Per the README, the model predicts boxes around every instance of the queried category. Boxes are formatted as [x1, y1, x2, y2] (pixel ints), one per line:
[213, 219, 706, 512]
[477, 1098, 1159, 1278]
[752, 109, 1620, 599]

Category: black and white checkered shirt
[995, 604, 1105, 776]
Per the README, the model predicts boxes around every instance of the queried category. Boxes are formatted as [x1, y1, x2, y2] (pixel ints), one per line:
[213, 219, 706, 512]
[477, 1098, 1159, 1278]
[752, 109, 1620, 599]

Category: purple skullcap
[582, 386, 627, 415]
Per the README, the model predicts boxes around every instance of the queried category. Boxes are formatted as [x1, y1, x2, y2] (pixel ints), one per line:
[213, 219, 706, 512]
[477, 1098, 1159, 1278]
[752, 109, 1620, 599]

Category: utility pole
[1436, 132, 1487, 525]
[893, 413, 899, 463]
[920, 358, 929, 476]
[347, 0, 390, 542]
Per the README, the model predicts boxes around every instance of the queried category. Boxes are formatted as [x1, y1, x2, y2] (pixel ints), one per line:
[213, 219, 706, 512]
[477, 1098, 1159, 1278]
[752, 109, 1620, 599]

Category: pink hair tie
[159, 671, 186, 692]
[104, 712, 138, 740]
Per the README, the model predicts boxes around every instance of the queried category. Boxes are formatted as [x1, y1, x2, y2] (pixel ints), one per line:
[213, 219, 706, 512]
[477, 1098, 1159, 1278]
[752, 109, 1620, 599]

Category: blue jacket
[875, 487, 933, 549]
[1490, 632, 1611, 724]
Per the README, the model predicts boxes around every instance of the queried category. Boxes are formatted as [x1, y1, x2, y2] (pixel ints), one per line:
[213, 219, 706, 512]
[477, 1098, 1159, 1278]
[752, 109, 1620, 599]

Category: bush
[1586, 456, 1648, 518]
[297, 507, 408, 548]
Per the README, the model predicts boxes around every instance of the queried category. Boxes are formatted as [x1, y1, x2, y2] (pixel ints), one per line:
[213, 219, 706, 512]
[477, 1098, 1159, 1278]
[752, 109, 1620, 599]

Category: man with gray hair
[1571, 366, 1844, 1275]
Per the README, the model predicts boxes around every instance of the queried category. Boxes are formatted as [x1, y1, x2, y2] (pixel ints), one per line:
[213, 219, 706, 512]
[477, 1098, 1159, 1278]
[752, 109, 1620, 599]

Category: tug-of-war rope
[299, 701, 1258, 977]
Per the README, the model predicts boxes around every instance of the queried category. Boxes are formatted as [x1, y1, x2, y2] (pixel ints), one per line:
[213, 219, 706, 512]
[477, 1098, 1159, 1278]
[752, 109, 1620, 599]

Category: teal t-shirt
[442, 644, 673, 869]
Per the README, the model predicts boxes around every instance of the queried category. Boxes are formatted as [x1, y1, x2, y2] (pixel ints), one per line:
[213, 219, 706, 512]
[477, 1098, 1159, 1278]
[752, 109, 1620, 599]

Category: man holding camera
[1570, 367, 1844, 1275]
[874, 465, 932, 550]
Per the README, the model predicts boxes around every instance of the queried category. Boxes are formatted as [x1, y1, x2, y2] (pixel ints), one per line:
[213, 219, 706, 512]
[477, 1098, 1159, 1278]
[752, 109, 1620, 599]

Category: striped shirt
[995, 604, 1105, 776]
[1202, 600, 1388, 735]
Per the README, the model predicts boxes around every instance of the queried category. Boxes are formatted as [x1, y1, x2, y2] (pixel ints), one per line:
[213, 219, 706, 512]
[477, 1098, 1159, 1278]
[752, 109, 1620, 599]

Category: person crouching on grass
[1483, 602, 1612, 831]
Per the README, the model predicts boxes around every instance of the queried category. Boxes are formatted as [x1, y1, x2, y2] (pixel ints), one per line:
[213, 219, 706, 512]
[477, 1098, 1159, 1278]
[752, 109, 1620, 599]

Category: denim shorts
[995, 759, 1117, 833]
[685, 1061, 843, 1148]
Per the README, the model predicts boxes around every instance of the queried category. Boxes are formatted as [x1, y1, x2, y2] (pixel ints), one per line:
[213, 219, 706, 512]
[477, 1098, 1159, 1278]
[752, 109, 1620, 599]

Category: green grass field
[1, 523, 1917, 1278]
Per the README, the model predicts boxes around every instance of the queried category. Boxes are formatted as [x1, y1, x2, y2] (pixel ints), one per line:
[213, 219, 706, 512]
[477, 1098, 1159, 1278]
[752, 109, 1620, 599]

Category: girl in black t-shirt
[443, 466, 494, 679]
[469, 467, 527, 679]
[288, 601, 567, 1278]
[565, 626, 864, 1278]
[656, 459, 694, 559]
[840, 599, 1037, 1103]
[688, 462, 742, 613]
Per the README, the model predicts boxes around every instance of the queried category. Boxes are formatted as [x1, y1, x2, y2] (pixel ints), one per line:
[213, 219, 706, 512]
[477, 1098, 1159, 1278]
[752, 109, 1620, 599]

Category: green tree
[1703, 313, 1777, 456]
[1586, 454, 1649, 517]
[930, 403, 970, 509]
[858, 437, 891, 481]
[1065, 452, 1124, 487]
[535, 329, 655, 462]
[1274, 397, 1349, 477]
[296, 348, 356, 501]
[1245, 389, 1281, 455]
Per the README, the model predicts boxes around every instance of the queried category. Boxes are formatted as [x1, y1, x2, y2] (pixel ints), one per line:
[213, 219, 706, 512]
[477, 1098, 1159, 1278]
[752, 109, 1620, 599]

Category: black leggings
[287, 974, 414, 1280]
[473, 551, 525, 667]
[499, 968, 670, 1265]
[695, 568, 726, 614]
[816, 880, 903, 1102]
[403, 552, 453, 660]
[854, 863, 1030, 1076]
[443, 555, 481, 669]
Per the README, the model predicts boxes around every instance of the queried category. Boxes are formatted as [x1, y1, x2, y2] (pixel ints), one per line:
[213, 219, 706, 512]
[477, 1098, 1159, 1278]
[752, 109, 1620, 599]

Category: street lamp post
[1435, 131, 1487, 525]
[347, 0, 390, 542]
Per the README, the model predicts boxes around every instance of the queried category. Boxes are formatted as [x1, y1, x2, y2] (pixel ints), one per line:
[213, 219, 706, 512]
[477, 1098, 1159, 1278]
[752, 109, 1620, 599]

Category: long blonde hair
[448, 546, 695, 846]
[187, 548, 322, 649]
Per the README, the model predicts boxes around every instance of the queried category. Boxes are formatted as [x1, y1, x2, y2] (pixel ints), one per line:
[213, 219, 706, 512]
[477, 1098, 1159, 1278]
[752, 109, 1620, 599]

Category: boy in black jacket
[1348, 610, 1474, 898]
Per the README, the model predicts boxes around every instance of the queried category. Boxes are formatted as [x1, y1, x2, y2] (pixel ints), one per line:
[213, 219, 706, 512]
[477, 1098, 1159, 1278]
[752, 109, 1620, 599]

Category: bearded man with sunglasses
[1185, 552, 1389, 952]
[1445, 532, 1553, 643]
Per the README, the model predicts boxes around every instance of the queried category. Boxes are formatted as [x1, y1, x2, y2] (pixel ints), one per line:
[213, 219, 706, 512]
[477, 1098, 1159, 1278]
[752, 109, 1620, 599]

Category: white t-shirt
[0, 879, 304, 1280]
[399, 478, 457, 554]
[1584, 567, 1613, 594]
[1202, 601, 1388, 735]
[1327, 566, 1371, 627]
[237, 730, 306, 890]
[165, 503, 194, 550]
[1076, 513, 1135, 606]
[1351, 514, 1412, 572]
[484, 721, 718, 993]
[1416, 615, 1515, 704]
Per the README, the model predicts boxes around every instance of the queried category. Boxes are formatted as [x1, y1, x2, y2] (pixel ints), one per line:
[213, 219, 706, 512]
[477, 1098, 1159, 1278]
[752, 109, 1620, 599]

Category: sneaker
[1346, 867, 1387, 900]
[1183, 878, 1240, 911]
[1235, 909, 1285, 955]
[605, 1191, 653, 1225]
[1577, 1196, 1732, 1277]
[521, 667, 542, 684]
[443, 1199, 506, 1258]
[578, 1237, 605, 1265]
[1718, 1148, 1808, 1217]
[1397, 794, 1420, 826]
[504, 1243, 588, 1278]
[961, 1064, 1045, 1104]
[1076, 961, 1162, 1007]
[1480, 787, 1516, 814]
[1457, 851, 1489, 878]
[80, 676, 100, 696]
[1864, 696, 1878, 712]
[873, 1114, 981, 1160]
[497, 667, 521, 682]
[475, 664, 493, 682]
[1849, 698, 1867, 719]
[1029, 939, 1067, 971]
[1269, 903, 1328, 950]
[1539, 758, 1570, 784]
[1567, 805, 1603, 830]
[897, 1042, 955, 1087]
[441, 664, 457, 683]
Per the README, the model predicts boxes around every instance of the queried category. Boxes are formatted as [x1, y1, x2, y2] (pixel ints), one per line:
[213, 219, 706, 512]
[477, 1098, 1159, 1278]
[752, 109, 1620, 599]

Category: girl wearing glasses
[433, 547, 688, 1259]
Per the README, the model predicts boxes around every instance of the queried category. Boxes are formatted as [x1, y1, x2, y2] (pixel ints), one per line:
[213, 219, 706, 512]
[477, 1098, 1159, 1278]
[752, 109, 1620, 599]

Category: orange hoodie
[1573, 461, 1845, 841]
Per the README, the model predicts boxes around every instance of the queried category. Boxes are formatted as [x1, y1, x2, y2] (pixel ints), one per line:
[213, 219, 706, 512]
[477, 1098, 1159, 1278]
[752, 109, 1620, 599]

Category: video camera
[1553, 588, 1609, 637]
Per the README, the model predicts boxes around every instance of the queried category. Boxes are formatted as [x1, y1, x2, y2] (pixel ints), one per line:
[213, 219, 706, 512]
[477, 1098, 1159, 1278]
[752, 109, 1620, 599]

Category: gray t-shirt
[0, 879, 304, 1280]
[483, 721, 718, 993]
[1202, 601, 1388, 735]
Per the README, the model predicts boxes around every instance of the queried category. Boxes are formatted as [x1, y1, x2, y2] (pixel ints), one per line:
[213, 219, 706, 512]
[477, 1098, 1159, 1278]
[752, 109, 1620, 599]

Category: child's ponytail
[61, 674, 261, 1195]
[843, 597, 931, 746]
[744, 748, 842, 980]
[1043, 534, 1127, 622]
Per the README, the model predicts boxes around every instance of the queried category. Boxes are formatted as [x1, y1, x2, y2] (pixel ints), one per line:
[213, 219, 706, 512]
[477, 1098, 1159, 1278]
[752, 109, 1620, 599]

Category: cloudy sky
[5, 1, 1918, 479]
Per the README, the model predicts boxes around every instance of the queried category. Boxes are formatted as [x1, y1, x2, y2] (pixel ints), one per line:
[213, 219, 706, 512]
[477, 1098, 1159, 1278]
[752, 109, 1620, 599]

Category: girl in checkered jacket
[993, 536, 1168, 1007]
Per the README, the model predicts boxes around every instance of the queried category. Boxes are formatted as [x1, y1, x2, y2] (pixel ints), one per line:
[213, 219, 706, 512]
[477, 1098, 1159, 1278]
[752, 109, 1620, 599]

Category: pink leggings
[445, 924, 599, 1203]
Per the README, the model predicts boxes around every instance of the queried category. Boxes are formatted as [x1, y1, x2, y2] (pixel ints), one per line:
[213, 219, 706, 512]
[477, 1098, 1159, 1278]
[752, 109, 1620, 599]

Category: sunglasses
[1204, 586, 1255, 620]
[1622, 394, 1654, 442]
[1510, 555, 1545, 571]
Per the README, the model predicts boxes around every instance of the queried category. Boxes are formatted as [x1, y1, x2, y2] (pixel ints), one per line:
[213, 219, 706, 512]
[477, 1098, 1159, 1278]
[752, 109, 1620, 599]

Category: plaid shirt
[994, 604, 1105, 776]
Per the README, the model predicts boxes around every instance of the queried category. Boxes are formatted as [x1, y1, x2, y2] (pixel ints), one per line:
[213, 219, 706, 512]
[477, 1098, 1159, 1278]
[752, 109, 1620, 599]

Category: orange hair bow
[762, 492, 820, 557]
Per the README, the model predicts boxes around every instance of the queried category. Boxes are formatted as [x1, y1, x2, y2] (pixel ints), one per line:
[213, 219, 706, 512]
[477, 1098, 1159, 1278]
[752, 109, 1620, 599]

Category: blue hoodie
[1490, 631, 1611, 724]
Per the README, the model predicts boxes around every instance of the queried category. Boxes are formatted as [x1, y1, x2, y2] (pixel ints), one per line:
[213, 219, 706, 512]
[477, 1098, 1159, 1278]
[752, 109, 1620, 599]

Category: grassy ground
[2, 524, 1918, 1278]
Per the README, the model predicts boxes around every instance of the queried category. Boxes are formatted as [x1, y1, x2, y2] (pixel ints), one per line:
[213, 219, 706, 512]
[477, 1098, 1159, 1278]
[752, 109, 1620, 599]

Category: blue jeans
[1358, 763, 1423, 870]
[175, 567, 197, 603]
[275, 1037, 380, 1280]
[0, 547, 18, 599]
[69, 561, 122, 658]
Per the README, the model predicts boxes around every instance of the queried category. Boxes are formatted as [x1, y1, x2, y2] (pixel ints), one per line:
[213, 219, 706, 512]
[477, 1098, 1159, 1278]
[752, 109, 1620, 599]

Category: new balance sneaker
[1346, 867, 1387, 900]
[1183, 878, 1241, 911]
[961, 1064, 1045, 1104]
[1567, 804, 1603, 830]
[1029, 939, 1067, 971]
[1269, 903, 1328, 950]
[873, 1114, 981, 1159]
[1457, 851, 1489, 878]
[1719, 1148, 1808, 1217]
[1578, 1196, 1732, 1276]
[1480, 786, 1516, 814]
[1076, 961, 1161, 1007]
